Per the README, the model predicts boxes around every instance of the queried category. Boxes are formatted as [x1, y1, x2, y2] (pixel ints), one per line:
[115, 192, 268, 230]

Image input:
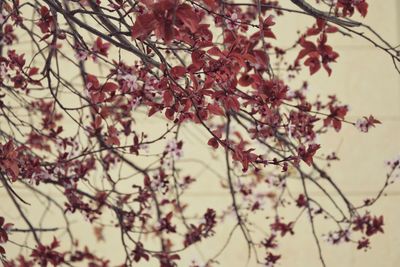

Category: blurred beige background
[2, 0, 400, 266]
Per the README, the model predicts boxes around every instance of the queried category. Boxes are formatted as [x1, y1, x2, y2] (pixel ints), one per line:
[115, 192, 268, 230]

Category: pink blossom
[225, 13, 241, 30]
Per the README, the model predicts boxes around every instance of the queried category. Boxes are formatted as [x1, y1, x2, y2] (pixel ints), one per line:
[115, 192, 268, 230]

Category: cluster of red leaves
[86, 74, 119, 104]
[265, 252, 281, 267]
[184, 208, 216, 247]
[323, 104, 348, 131]
[1, 24, 17, 45]
[154, 253, 181, 267]
[0, 217, 13, 255]
[288, 110, 318, 141]
[69, 246, 110, 267]
[261, 234, 281, 266]
[3, 256, 35, 267]
[0, 141, 21, 181]
[133, 241, 181, 266]
[131, 242, 149, 263]
[335, 0, 369, 17]
[296, 20, 339, 76]
[0, 50, 41, 90]
[297, 144, 321, 166]
[92, 37, 111, 59]
[0, 0, 389, 266]
[157, 212, 177, 233]
[29, 100, 63, 132]
[30, 238, 64, 266]
[5, 240, 111, 267]
[352, 213, 384, 250]
[295, 194, 308, 207]
[270, 218, 294, 237]
[36, 6, 54, 33]
[353, 213, 384, 236]
[231, 134, 260, 172]
[131, 0, 201, 43]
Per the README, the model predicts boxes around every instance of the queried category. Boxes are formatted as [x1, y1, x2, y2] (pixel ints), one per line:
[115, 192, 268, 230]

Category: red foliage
[0, 0, 396, 266]
[31, 238, 64, 266]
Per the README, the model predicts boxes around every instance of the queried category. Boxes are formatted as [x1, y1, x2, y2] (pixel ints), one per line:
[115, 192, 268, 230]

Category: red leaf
[0, 230, 8, 243]
[131, 13, 157, 40]
[163, 90, 174, 106]
[165, 108, 175, 120]
[50, 237, 60, 249]
[207, 46, 225, 58]
[225, 96, 240, 112]
[94, 115, 102, 129]
[170, 66, 186, 78]
[253, 50, 269, 69]
[169, 254, 181, 260]
[188, 50, 205, 73]
[207, 103, 225, 116]
[356, 2, 368, 17]
[106, 126, 120, 146]
[332, 118, 342, 132]
[93, 37, 110, 57]
[263, 15, 275, 27]
[28, 67, 39, 76]
[86, 74, 100, 90]
[102, 82, 118, 93]
[176, 4, 200, 33]
[155, 20, 175, 42]
[148, 106, 160, 117]
[238, 74, 254, 87]
[304, 55, 321, 75]
[4, 160, 19, 180]
[203, 0, 218, 8]
[298, 144, 320, 166]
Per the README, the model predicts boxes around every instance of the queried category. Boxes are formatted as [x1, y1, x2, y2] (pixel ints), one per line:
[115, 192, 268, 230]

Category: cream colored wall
[2, 1, 400, 266]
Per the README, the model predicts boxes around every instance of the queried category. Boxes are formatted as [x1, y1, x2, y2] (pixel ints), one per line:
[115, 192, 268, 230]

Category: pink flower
[225, 13, 241, 30]
[166, 139, 183, 160]
[355, 115, 381, 133]
[74, 49, 88, 61]
[355, 118, 368, 132]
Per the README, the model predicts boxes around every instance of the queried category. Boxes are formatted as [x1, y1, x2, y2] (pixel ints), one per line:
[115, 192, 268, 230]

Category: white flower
[286, 89, 295, 98]
[0, 62, 8, 80]
[355, 118, 368, 132]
